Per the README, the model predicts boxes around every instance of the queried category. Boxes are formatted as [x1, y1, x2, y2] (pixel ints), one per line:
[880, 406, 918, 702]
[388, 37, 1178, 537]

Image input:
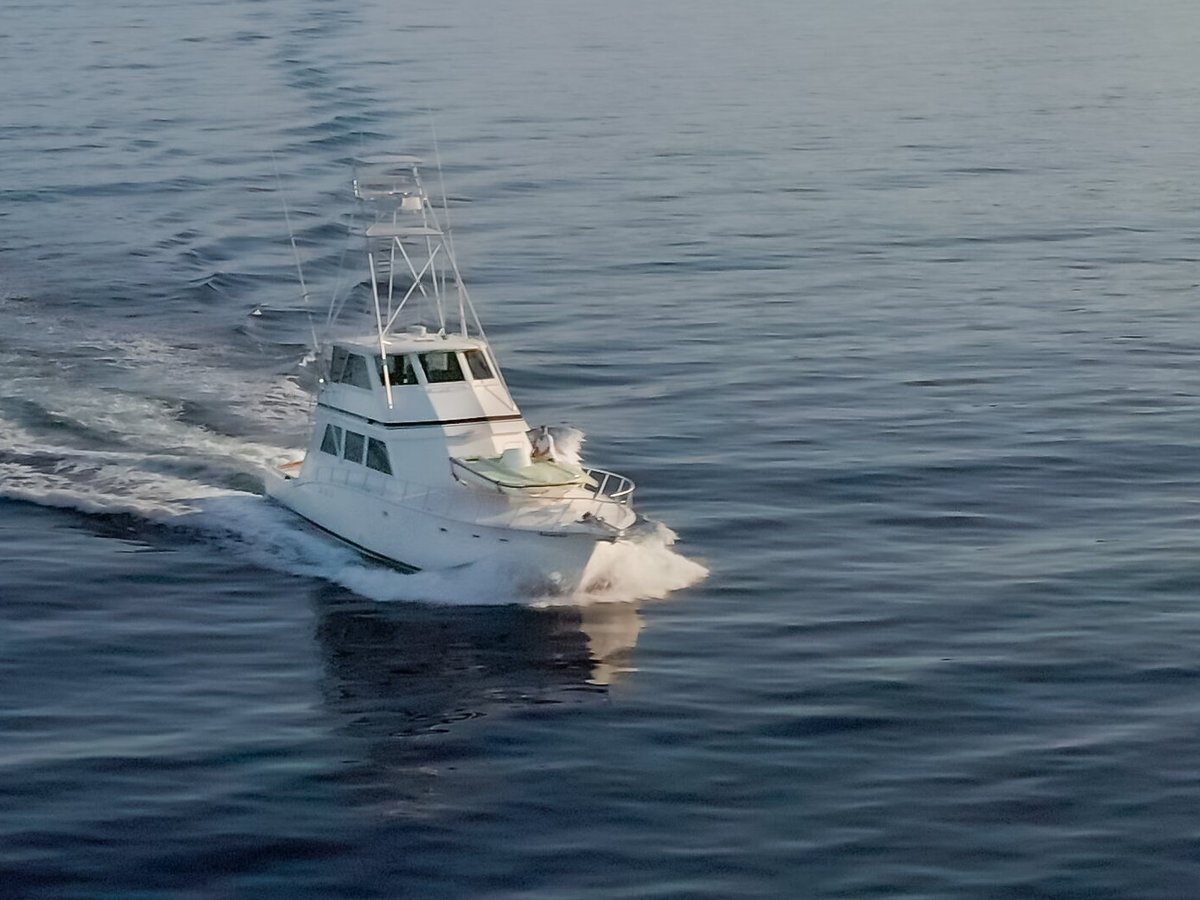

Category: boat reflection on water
[311, 591, 642, 812]
[574, 602, 645, 687]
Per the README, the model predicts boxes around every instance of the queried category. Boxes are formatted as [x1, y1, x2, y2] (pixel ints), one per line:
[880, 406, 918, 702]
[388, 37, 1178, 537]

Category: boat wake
[322, 519, 709, 607]
[0, 341, 705, 606]
[1, 454, 706, 606]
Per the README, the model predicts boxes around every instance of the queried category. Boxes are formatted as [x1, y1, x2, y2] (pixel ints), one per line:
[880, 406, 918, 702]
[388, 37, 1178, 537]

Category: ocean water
[4, 0, 1200, 896]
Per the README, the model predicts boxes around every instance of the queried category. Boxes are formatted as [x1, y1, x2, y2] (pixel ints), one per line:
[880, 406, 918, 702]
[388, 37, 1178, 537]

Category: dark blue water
[5, 0, 1200, 896]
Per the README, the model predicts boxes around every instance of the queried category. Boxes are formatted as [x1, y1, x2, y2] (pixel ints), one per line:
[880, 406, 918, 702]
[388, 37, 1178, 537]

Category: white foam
[184, 494, 707, 606]
[0, 337, 707, 606]
[567, 521, 710, 605]
[2, 439, 707, 606]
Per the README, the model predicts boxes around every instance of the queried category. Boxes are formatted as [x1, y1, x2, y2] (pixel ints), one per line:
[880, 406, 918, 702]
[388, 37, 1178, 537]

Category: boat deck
[451, 456, 590, 491]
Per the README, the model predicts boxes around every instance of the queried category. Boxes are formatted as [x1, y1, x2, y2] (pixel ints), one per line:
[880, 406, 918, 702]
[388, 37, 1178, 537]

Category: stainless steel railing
[581, 467, 636, 505]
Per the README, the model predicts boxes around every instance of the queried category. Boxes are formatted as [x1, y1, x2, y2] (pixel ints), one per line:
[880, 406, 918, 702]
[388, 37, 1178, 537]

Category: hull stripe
[287, 507, 421, 573]
[316, 403, 525, 429]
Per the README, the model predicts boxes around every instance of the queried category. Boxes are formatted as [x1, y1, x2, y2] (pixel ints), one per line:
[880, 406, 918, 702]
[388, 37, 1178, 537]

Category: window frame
[343, 430, 366, 464]
[328, 347, 373, 390]
[365, 437, 393, 475]
[328, 346, 349, 384]
[463, 349, 495, 381]
[379, 353, 421, 387]
[418, 350, 466, 385]
[320, 424, 343, 456]
[340, 354, 372, 389]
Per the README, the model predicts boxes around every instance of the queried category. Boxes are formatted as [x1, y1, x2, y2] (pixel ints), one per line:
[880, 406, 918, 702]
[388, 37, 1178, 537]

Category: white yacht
[265, 155, 640, 591]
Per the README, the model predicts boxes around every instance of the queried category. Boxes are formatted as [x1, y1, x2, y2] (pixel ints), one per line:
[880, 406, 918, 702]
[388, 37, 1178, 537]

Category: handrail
[448, 458, 635, 506]
[301, 461, 635, 533]
[581, 466, 636, 505]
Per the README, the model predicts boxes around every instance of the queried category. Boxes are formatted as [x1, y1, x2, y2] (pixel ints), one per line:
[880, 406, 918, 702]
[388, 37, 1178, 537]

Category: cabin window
[343, 430, 366, 464]
[419, 351, 465, 384]
[365, 437, 393, 475]
[342, 354, 372, 389]
[329, 346, 348, 382]
[463, 349, 495, 381]
[380, 354, 420, 386]
[320, 424, 342, 456]
[330, 347, 372, 389]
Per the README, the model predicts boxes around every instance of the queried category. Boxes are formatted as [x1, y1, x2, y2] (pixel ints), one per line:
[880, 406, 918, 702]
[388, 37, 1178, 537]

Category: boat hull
[264, 467, 611, 594]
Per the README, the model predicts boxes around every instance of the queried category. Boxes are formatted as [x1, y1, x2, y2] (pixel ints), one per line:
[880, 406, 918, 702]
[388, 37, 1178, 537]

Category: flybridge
[349, 154, 483, 347]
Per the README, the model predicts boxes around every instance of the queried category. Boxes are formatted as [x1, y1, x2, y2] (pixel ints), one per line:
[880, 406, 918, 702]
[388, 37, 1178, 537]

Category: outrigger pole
[272, 151, 322, 364]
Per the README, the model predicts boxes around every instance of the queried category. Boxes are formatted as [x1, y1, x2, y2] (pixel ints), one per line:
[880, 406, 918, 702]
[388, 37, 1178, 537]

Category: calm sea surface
[4, 1, 1200, 897]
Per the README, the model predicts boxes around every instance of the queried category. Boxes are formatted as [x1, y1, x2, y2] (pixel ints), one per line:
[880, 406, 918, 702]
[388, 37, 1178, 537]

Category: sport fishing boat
[264, 154, 640, 590]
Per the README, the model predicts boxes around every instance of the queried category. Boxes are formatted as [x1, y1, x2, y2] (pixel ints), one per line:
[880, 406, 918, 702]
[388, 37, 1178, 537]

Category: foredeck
[451, 456, 589, 491]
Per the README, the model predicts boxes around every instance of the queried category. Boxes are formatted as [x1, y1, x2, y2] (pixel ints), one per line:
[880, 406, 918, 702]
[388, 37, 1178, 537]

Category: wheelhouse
[326, 342, 500, 392]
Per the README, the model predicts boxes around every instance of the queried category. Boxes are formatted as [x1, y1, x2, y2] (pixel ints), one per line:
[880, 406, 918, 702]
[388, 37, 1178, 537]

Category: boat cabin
[311, 329, 530, 482]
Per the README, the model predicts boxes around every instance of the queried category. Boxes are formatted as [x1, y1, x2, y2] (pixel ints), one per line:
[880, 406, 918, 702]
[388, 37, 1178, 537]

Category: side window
[328, 346, 349, 384]
[329, 348, 372, 389]
[463, 349, 494, 381]
[365, 437, 393, 475]
[419, 351, 465, 384]
[343, 430, 365, 464]
[380, 354, 420, 386]
[341, 354, 372, 389]
[319, 424, 342, 456]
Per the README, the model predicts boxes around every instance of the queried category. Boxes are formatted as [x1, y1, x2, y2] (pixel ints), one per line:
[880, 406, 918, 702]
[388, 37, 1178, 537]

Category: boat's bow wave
[2, 454, 705, 605]
[323, 518, 709, 607]
[0, 386, 705, 606]
[182, 493, 706, 606]
[0, 382, 704, 606]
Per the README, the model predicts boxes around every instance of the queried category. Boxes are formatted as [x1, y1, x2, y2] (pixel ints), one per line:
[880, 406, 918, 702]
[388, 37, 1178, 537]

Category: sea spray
[0, 343, 705, 606]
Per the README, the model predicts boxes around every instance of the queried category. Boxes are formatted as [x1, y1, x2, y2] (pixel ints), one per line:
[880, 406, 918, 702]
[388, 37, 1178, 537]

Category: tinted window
[320, 424, 341, 456]
[464, 349, 494, 380]
[418, 351, 465, 384]
[340, 354, 372, 389]
[328, 346, 349, 383]
[343, 430, 365, 463]
[365, 437, 392, 475]
[380, 354, 420, 386]
[329, 348, 372, 389]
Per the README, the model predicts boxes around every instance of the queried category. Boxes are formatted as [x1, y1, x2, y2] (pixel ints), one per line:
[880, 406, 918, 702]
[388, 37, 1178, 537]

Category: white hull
[265, 466, 615, 592]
